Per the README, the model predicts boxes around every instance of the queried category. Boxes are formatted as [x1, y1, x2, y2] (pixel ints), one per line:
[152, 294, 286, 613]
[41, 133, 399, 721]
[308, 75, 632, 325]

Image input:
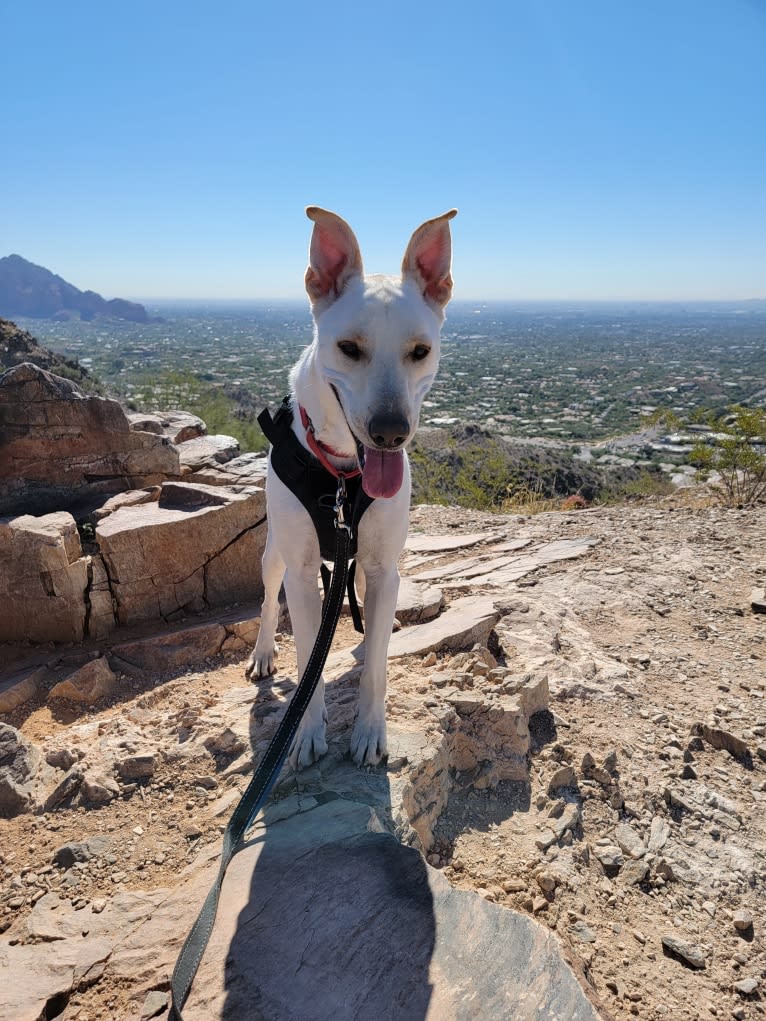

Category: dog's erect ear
[402, 209, 458, 309]
[304, 207, 363, 308]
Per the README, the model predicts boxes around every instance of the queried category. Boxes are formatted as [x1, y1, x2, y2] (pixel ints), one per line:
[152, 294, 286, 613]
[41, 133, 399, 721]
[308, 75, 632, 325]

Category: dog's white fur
[245, 207, 456, 768]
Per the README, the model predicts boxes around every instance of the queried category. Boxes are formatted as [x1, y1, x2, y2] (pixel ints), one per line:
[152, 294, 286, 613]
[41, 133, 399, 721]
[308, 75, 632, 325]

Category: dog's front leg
[284, 564, 328, 769]
[351, 564, 399, 766]
[245, 530, 285, 680]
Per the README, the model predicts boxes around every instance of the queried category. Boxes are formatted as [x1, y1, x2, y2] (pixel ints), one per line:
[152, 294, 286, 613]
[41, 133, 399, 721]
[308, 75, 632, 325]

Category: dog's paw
[288, 715, 328, 770]
[351, 714, 388, 767]
[245, 642, 278, 681]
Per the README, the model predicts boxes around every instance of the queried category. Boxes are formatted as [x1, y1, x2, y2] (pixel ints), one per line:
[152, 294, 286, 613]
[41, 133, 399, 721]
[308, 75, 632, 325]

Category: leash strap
[320, 559, 364, 634]
[169, 514, 352, 1019]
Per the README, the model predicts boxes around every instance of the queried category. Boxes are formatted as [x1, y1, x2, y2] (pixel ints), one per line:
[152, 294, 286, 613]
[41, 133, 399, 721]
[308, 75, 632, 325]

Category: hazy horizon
[133, 296, 766, 306]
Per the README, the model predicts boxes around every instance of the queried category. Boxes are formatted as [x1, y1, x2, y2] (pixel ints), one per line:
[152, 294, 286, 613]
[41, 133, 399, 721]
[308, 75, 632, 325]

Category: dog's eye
[411, 344, 431, 362]
[337, 340, 361, 361]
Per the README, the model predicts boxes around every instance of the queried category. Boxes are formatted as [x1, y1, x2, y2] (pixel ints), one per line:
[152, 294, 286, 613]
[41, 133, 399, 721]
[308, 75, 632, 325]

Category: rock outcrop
[0, 723, 43, 817]
[126, 410, 206, 444]
[0, 512, 90, 643]
[0, 482, 267, 644]
[0, 362, 270, 644]
[0, 638, 603, 1019]
[96, 481, 266, 626]
[0, 316, 103, 392]
[0, 362, 179, 516]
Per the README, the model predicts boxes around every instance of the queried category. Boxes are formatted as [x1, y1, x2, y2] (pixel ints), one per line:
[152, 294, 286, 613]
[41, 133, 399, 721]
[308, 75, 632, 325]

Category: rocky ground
[2, 488, 765, 1021]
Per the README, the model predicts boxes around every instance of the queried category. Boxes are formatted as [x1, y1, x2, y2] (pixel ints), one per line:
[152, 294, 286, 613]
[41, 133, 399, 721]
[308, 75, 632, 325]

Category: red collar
[299, 405, 362, 480]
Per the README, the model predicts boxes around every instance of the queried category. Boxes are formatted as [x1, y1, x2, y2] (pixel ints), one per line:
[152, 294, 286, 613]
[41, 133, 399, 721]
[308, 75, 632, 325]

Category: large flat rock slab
[466, 537, 598, 587]
[388, 595, 500, 657]
[96, 482, 266, 626]
[411, 537, 597, 587]
[0, 936, 113, 1021]
[181, 797, 603, 1021]
[404, 531, 503, 553]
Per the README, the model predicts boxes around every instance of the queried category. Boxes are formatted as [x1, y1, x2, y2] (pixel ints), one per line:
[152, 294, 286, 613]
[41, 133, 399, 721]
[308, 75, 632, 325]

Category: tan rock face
[0, 482, 266, 644]
[0, 666, 46, 714]
[48, 657, 117, 704]
[0, 362, 180, 515]
[0, 512, 89, 642]
[127, 409, 206, 444]
[112, 622, 229, 672]
[96, 482, 266, 626]
[176, 434, 239, 471]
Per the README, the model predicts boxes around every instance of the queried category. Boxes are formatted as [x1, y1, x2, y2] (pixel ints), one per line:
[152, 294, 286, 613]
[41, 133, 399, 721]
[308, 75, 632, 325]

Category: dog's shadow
[216, 669, 435, 1021]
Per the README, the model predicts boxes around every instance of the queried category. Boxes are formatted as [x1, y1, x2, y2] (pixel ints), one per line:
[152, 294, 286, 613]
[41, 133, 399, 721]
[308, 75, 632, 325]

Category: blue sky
[1, 1, 764, 301]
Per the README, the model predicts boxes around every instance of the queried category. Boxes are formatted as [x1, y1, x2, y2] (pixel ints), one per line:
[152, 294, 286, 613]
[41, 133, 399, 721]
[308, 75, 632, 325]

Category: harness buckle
[334, 476, 352, 535]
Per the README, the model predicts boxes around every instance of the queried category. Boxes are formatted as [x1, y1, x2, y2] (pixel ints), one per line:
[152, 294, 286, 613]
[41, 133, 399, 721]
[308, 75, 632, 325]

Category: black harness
[257, 396, 374, 630]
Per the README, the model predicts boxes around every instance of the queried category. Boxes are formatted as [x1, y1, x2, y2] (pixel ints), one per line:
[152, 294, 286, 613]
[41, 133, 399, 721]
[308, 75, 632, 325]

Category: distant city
[11, 300, 766, 445]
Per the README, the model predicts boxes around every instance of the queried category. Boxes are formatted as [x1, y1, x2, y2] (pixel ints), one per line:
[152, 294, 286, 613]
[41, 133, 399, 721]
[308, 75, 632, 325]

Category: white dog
[246, 207, 456, 768]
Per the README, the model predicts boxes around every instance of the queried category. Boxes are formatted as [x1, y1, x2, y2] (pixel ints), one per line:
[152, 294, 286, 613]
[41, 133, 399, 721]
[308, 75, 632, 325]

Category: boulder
[176, 434, 239, 471]
[48, 657, 117, 704]
[91, 487, 161, 522]
[446, 675, 549, 787]
[0, 362, 179, 515]
[112, 622, 229, 674]
[128, 410, 206, 444]
[186, 452, 268, 487]
[174, 797, 603, 1021]
[0, 723, 41, 817]
[52, 834, 111, 870]
[0, 512, 89, 642]
[395, 578, 444, 625]
[96, 482, 266, 626]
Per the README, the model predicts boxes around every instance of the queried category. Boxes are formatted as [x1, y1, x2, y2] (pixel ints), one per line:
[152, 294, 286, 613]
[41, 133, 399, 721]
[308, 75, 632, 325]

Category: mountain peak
[0, 254, 150, 323]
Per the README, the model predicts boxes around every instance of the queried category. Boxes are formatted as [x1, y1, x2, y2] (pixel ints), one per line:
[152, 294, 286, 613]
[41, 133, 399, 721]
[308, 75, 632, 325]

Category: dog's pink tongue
[362, 448, 404, 499]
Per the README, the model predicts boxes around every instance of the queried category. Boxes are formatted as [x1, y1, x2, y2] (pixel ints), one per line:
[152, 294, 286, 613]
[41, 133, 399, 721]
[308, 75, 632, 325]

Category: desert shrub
[689, 405, 766, 507]
[612, 471, 677, 501]
[561, 494, 589, 510]
[409, 438, 578, 512]
[501, 479, 562, 515]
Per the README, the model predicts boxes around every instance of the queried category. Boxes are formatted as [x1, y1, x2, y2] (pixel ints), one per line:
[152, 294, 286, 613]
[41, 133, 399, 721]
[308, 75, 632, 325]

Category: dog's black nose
[368, 412, 410, 449]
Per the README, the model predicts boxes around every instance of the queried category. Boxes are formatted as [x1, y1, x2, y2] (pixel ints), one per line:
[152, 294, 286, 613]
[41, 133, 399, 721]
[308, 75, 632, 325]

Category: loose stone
[661, 935, 706, 970]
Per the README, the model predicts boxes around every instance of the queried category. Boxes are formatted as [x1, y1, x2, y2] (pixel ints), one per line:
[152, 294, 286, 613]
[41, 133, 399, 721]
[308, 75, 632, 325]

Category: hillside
[409, 423, 664, 508]
[0, 317, 105, 394]
[0, 254, 151, 323]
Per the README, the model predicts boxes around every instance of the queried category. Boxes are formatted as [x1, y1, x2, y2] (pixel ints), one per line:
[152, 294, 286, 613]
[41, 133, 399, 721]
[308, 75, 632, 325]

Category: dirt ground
[2, 490, 765, 1020]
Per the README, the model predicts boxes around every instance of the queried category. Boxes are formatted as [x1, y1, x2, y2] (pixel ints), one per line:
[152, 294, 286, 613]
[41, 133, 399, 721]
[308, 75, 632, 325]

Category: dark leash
[169, 478, 354, 1019]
